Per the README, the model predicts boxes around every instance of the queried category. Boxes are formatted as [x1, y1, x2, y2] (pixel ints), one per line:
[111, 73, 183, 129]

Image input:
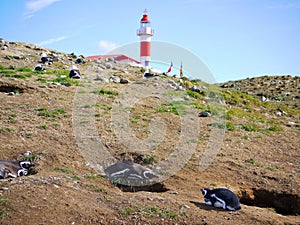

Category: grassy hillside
[0, 41, 299, 224]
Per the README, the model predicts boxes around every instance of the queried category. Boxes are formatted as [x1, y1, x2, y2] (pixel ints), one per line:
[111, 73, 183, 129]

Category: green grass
[35, 108, 66, 118]
[0, 210, 7, 217]
[16, 67, 32, 72]
[222, 90, 261, 107]
[36, 124, 48, 130]
[142, 154, 157, 164]
[122, 208, 135, 215]
[51, 76, 80, 86]
[0, 198, 9, 205]
[84, 174, 104, 179]
[92, 89, 119, 96]
[268, 208, 277, 213]
[156, 102, 182, 115]
[53, 166, 74, 174]
[141, 205, 180, 220]
[267, 124, 283, 132]
[241, 124, 261, 132]
[0, 127, 14, 132]
[208, 122, 235, 131]
[23, 154, 40, 162]
[245, 158, 260, 167]
[186, 90, 203, 99]
[71, 175, 80, 180]
[36, 77, 47, 83]
[266, 166, 277, 172]
[26, 133, 33, 138]
[8, 119, 17, 124]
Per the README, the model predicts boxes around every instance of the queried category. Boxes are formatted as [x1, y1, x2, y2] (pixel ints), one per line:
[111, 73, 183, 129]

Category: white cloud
[37, 36, 68, 46]
[98, 40, 119, 54]
[24, 0, 62, 19]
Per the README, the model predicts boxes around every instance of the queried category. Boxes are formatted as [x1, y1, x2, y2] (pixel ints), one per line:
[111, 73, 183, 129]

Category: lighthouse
[137, 9, 154, 72]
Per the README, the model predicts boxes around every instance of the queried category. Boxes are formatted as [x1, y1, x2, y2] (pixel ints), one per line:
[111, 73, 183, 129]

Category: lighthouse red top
[141, 9, 150, 22]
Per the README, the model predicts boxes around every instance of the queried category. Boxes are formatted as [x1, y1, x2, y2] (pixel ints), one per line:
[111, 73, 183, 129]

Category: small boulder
[120, 78, 129, 84]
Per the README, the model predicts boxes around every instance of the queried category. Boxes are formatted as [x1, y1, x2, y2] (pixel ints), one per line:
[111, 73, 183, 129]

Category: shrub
[142, 154, 157, 164]
[241, 124, 260, 132]
[93, 89, 119, 96]
[245, 158, 260, 167]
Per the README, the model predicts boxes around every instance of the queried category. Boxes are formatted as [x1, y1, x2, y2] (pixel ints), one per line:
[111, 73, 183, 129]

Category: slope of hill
[0, 40, 299, 224]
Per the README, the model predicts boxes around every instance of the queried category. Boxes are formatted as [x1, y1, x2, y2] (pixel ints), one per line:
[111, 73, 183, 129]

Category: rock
[100, 65, 107, 70]
[120, 78, 129, 84]
[109, 76, 120, 83]
[51, 54, 60, 62]
[95, 75, 109, 83]
[105, 63, 112, 69]
[107, 57, 115, 62]
[184, 95, 190, 101]
[13, 55, 22, 59]
[167, 83, 176, 89]
[184, 80, 193, 88]
[176, 85, 183, 91]
[180, 204, 190, 210]
[287, 121, 296, 127]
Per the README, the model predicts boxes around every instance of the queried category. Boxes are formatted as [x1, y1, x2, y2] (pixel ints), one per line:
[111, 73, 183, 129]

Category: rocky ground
[0, 40, 299, 224]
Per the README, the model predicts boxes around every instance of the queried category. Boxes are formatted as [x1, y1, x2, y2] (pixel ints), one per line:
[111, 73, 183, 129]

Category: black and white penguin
[201, 188, 241, 211]
[104, 161, 157, 180]
[0, 160, 35, 179]
[40, 52, 49, 64]
[69, 65, 81, 79]
[34, 64, 45, 71]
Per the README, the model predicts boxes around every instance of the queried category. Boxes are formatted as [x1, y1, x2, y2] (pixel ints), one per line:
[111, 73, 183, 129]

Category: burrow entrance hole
[111, 152, 169, 193]
[115, 182, 169, 193]
[0, 85, 24, 94]
[240, 188, 300, 215]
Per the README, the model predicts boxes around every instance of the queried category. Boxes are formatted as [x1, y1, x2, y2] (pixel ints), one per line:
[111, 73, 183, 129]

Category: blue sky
[0, 0, 299, 83]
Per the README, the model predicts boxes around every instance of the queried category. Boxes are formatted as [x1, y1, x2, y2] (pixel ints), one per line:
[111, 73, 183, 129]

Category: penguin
[104, 161, 157, 180]
[0, 160, 35, 179]
[69, 65, 81, 79]
[34, 64, 45, 71]
[201, 188, 241, 211]
[40, 52, 49, 64]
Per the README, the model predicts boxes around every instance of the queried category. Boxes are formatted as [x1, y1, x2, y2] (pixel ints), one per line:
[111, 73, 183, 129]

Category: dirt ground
[0, 42, 299, 224]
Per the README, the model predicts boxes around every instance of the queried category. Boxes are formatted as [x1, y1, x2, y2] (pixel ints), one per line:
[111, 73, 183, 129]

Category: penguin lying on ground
[104, 161, 157, 182]
[201, 188, 241, 211]
[0, 160, 35, 179]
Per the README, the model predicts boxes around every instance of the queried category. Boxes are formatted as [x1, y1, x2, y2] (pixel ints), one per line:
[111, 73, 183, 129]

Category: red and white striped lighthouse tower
[137, 9, 154, 72]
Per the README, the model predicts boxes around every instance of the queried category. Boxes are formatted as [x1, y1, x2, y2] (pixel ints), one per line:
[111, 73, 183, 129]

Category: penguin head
[201, 188, 209, 197]
[19, 160, 35, 169]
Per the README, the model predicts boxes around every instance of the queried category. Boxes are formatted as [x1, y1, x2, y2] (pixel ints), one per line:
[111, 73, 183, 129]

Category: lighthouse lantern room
[137, 9, 154, 72]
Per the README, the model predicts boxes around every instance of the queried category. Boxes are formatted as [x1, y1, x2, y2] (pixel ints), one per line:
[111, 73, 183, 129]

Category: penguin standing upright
[69, 65, 81, 79]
